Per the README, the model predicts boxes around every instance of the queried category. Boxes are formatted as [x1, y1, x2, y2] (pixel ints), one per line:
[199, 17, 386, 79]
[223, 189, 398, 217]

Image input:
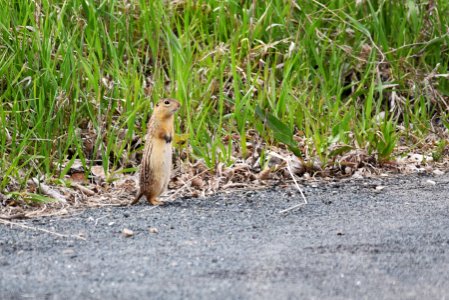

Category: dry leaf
[70, 172, 86, 182]
[91, 166, 106, 179]
[191, 177, 204, 188]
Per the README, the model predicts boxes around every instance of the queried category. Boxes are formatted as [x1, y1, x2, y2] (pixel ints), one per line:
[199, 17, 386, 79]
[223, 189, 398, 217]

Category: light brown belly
[148, 139, 172, 193]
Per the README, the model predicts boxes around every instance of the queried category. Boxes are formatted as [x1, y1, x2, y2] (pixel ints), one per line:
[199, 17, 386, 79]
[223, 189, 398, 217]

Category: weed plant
[0, 0, 448, 198]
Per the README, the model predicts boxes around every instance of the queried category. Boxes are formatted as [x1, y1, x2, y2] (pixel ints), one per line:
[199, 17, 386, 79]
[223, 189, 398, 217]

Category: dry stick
[138, 169, 210, 213]
[0, 212, 27, 220]
[278, 161, 308, 214]
[94, 214, 111, 226]
[71, 182, 96, 196]
[0, 219, 86, 240]
[29, 178, 67, 203]
[265, 152, 308, 214]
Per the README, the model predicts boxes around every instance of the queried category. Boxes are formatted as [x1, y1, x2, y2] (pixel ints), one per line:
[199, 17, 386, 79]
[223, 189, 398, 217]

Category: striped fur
[131, 98, 180, 205]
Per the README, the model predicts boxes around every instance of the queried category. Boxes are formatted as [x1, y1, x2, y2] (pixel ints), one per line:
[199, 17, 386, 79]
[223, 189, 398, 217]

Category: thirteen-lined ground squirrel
[131, 98, 181, 205]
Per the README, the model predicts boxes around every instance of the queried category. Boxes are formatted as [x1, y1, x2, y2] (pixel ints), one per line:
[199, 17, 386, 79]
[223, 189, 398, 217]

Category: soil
[1, 173, 449, 299]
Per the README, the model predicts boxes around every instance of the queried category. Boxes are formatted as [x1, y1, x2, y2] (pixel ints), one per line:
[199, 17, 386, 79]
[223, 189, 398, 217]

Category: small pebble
[122, 228, 134, 237]
[425, 179, 436, 186]
[62, 249, 75, 255]
[148, 227, 159, 234]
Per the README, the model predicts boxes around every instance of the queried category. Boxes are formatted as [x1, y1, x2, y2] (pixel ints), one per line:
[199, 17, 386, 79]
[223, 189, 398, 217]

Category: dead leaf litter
[1, 132, 449, 219]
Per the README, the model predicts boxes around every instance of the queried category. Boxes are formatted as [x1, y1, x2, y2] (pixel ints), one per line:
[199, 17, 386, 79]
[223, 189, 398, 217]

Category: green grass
[1, 0, 449, 198]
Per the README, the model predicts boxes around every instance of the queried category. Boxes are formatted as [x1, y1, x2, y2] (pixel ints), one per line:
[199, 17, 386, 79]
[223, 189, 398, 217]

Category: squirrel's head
[154, 98, 181, 118]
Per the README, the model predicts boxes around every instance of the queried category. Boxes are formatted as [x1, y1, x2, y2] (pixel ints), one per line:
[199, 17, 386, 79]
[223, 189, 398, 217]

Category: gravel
[1, 173, 449, 299]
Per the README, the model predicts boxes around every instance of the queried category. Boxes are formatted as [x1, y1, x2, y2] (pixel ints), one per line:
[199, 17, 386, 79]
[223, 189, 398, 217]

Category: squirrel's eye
[164, 100, 170, 105]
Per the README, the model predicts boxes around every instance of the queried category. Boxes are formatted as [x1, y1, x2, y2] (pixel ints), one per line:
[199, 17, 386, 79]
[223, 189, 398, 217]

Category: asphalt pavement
[1, 173, 449, 299]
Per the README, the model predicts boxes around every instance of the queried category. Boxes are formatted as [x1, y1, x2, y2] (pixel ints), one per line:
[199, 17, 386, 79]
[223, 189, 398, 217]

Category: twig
[87, 202, 128, 207]
[267, 151, 308, 214]
[29, 178, 67, 203]
[0, 219, 86, 240]
[278, 174, 308, 213]
[221, 182, 251, 189]
[71, 182, 96, 196]
[0, 213, 27, 220]
[94, 214, 110, 226]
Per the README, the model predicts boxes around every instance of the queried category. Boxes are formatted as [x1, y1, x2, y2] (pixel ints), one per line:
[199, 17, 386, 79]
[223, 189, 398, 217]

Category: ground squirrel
[131, 98, 181, 205]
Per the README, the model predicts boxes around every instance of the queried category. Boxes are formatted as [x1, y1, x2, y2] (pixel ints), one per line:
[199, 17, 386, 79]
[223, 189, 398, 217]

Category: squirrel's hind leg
[148, 197, 163, 206]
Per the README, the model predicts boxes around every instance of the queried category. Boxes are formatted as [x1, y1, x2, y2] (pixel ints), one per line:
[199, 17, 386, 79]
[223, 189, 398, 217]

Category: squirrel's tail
[130, 191, 143, 205]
